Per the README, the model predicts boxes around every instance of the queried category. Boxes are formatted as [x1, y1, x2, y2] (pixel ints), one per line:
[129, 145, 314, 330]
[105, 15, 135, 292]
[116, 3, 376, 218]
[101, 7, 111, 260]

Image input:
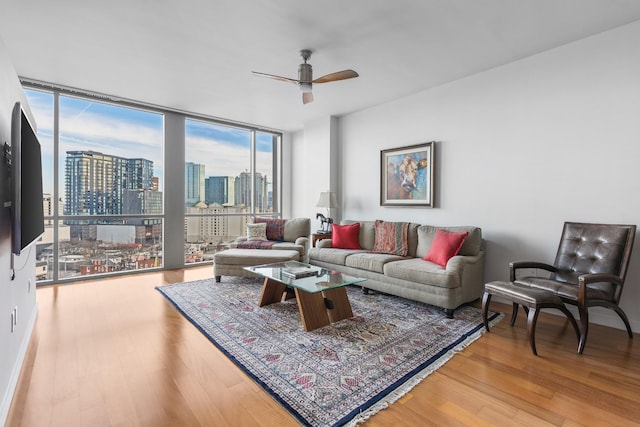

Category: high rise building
[41, 193, 70, 248]
[234, 171, 250, 207]
[205, 176, 231, 205]
[185, 162, 205, 205]
[64, 150, 156, 216]
[43, 193, 54, 226]
[123, 189, 163, 215]
[128, 158, 154, 190]
[234, 171, 269, 211]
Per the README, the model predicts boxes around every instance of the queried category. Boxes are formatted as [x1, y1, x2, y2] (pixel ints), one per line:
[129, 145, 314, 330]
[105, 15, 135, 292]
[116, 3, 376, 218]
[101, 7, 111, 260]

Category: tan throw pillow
[246, 223, 267, 241]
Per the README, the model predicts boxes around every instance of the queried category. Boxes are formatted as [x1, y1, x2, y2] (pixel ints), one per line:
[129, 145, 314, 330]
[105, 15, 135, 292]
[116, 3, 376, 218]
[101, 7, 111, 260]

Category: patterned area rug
[156, 277, 502, 427]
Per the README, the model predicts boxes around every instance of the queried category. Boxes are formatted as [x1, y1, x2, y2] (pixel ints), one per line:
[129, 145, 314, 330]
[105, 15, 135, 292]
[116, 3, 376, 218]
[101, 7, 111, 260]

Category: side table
[311, 232, 332, 247]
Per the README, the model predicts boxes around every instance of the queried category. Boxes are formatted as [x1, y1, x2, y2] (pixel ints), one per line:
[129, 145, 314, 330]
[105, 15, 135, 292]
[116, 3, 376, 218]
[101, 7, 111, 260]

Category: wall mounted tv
[10, 101, 44, 255]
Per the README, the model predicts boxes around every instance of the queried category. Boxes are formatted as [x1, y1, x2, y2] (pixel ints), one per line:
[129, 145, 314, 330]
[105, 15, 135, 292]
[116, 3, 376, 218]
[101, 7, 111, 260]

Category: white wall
[297, 20, 640, 332]
[0, 37, 38, 426]
[281, 131, 293, 217]
[291, 116, 340, 232]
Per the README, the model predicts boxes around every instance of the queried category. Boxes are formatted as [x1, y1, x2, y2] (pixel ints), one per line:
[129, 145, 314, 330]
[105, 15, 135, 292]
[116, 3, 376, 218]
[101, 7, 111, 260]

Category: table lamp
[315, 191, 338, 233]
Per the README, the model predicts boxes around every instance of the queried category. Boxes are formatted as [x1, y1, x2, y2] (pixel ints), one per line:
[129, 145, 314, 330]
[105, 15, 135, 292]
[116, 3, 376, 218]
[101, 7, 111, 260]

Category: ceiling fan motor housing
[298, 63, 313, 92]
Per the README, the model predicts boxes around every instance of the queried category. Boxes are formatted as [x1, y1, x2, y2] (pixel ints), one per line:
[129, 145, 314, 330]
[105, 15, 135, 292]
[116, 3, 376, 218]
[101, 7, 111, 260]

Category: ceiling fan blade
[302, 92, 314, 104]
[313, 69, 359, 84]
[251, 71, 299, 84]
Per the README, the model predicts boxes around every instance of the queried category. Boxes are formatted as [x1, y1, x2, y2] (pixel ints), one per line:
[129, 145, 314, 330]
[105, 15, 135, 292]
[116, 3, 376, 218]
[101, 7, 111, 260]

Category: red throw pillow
[423, 229, 468, 267]
[332, 223, 361, 249]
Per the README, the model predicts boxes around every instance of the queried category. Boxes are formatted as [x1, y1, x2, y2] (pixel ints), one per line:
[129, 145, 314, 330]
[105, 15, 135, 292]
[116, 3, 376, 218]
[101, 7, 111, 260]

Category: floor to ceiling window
[25, 87, 164, 282]
[23, 81, 282, 283]
[184, 119, 281, 264]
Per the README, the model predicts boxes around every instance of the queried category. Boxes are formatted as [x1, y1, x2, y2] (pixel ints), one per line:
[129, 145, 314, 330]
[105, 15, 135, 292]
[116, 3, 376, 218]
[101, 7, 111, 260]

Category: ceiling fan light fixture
[298, 82, 312, 93]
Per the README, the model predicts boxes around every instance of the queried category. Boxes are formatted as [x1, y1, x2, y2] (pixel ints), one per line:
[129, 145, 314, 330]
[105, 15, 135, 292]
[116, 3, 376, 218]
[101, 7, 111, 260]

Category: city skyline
[24, 88, 275, 197]
[59, 150, 271, 213]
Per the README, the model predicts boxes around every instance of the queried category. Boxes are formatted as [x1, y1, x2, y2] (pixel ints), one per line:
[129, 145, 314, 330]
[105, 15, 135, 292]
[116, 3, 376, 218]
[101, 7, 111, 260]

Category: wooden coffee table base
[258, 278, 353, 331]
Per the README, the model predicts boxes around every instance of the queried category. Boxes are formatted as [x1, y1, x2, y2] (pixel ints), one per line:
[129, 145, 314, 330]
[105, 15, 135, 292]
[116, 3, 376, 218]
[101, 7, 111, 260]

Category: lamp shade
[315, 191, 338, 208]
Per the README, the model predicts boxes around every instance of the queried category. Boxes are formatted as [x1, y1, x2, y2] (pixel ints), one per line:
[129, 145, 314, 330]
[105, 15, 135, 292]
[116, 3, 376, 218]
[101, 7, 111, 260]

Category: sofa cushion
[308, 247, 367, 266]
[416, 225, 482, 258]
[246, 223, 267, 241]
[371, 220, 410, 256]
[214, 248, 300, 265]
[271, 241, 305, 257]
[423, 230, 468, 267]
[345, 252, 405, 274]
[255, 217, 286, 241]
[342, 220, 376, 250]
[283, 217, 311, 242]
[384, 258, 461, 289]
[332, 223, 362, 249]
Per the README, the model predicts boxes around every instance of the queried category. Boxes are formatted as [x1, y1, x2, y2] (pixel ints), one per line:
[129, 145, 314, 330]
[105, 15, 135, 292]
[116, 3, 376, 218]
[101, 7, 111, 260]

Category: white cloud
[186, 135, 251, 177]
[25, 92, 274, 189]
[60, 112, 163, 162]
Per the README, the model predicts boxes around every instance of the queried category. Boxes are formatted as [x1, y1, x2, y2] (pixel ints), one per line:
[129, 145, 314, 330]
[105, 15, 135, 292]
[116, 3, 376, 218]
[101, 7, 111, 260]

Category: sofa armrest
[316, 239, 333, 249]
[446, 253, 482, 270]
[295, 236, 309, 246]
[228, 236, 247, 248]
[295, 236, 310, 258]
[446, 251, 486, 300]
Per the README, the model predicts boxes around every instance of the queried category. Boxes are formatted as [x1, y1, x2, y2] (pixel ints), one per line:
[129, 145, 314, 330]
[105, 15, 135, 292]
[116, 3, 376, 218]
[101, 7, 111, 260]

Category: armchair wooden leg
[558, 305, 581, 340]
[482, 292, 492, 331]
[577, 305, 589, 355]
[526, 307, 540, 356]
[613, 306, 633, 338]
[509, 303, 519, 326]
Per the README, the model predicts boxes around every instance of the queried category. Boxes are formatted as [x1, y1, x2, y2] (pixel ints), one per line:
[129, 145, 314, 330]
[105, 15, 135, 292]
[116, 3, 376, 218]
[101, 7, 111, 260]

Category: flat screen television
[10, 101, 45, 255]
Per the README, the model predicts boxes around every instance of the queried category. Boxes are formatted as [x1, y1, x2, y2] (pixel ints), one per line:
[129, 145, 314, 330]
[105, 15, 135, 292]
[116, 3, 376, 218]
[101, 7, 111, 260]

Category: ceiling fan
[251, 49, 359, 104]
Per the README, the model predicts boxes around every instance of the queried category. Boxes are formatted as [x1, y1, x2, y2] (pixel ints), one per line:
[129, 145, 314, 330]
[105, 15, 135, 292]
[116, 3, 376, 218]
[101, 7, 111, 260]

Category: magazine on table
[281, 266, 317, 279]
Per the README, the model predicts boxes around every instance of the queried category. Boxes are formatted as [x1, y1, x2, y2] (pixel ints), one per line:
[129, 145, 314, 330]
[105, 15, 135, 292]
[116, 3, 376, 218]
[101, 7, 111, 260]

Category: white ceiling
[2, 0, 640, 132]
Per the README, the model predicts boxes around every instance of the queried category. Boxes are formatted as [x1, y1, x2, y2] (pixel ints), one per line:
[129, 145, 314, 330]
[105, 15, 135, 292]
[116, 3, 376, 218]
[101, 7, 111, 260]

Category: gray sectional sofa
[308, 220, 485, 317]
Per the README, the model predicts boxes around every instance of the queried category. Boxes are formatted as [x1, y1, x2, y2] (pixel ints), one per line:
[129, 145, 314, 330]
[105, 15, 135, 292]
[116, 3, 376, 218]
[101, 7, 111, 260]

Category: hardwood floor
[7, 265, 640, 426]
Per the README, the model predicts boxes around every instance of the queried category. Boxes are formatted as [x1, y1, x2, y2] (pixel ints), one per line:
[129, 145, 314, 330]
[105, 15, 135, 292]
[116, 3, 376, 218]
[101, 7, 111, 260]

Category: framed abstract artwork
[380, 142, 435, 207]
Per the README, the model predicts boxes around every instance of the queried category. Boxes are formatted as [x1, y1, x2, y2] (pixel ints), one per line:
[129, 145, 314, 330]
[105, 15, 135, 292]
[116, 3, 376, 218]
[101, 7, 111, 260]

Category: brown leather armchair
[510, 222, 636, 354]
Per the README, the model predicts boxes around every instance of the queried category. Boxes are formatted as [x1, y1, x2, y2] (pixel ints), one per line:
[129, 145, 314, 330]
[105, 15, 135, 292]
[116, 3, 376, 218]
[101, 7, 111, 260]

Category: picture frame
[380, 141, 435, 207]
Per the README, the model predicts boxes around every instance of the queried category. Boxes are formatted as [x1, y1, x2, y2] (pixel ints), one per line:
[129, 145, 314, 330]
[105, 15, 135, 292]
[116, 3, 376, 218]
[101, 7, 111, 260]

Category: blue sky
[24, 88, 275, 196]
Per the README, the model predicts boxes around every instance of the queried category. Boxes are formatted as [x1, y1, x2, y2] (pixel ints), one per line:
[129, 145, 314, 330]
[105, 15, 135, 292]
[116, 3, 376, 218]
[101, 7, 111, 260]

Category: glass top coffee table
[244, 261, 366, 331]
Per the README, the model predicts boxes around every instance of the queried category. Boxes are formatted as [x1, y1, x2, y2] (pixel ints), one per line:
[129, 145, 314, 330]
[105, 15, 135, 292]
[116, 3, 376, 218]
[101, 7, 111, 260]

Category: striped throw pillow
[371, 220, 410, 256]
